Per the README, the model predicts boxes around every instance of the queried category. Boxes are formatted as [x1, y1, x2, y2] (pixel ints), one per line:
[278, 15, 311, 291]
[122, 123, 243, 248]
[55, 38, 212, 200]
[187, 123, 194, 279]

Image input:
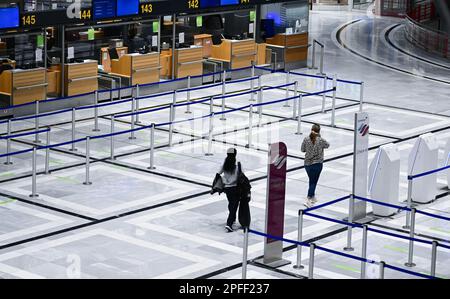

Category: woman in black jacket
[217, 148, 251, 232]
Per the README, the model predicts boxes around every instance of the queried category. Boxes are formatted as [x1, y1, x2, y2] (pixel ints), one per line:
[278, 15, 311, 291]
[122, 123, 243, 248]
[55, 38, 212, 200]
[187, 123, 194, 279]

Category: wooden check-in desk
[111, 52, 160, 85]
[194, 34, 213, 58]
[0, 67, 47, 106]
[266, 32, 309, 69]
[160, 49, 172, 79]
[211, 39, 257, 69]
[100, 47, 128, 73]
[174, 47, 203, 78]
[64, 60, 99, 96]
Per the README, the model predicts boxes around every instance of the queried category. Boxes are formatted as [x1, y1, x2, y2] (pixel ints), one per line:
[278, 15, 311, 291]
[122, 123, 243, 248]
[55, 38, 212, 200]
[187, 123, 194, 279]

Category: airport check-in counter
[174, 46, 204, 79]
[111, 52, 160, 86]
[100, 47, 128, 73]
[211, 39, 257, 70]
[0, 67, 47, 106]
[64, 60, 99, 97]
[266, 32, 309, 70]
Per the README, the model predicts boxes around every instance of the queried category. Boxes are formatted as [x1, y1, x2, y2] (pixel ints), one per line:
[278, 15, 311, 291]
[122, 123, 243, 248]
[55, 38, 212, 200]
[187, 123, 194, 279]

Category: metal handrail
[177, 59, 206, 65]
[133, 66, 162, 73]
[14, 83, 48, 90]
[69, 75, 100, 83]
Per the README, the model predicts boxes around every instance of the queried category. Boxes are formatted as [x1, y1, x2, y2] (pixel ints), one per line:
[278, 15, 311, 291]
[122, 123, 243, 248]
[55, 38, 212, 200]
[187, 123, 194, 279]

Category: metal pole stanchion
[247, 105, 253, 149]
[311, 41, 316, 69]
[168, 104, 174, 147]
[296, 95, 303, 135]
[331, 74, 337, 127]
[250, 66, 255, 102]
[83, 137, 92, 185]
[293, 81, 298, 119]
[205, 113, 214, 156]
[257, 87, 263, 120]
[359, 82, 364, 112]
[403, 179, 413, 229]
[321, 75, 327, 113]
[129, 97, 136, 140]
[186, 76, 192, 114]
[284, 71, 290, 107]
[93, 90, 100, 132]
[29, 147, 39, 198]
[242, 227, 249, 279]
[45, 129, 50, 174]
[135, 85, 141, 124]
[70, 108, 77, 152]
[360, 224, 368, 279]
[405, 208, 417, 267]
[308, 243, 316, 279]
[319, 45, 324, 75]
[34, 100, 40, 143]
[110, 115, 115, 160]
[294, 210, 305, 269]
[220, 94, 226, 121]
[4, 120, 12, 165]
[344, 194, 355, 251]
[379, 261, 385, 279]
[430, 241, 438, 277]
[148, 123, 156, 169]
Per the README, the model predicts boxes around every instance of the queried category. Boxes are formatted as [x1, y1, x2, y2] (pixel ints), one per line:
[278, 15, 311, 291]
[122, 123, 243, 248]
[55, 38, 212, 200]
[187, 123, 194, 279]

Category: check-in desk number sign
[141, 4, 153, 14]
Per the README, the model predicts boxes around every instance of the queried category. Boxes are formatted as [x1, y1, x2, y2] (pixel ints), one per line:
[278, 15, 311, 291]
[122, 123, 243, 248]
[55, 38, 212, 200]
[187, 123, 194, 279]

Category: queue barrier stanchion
[45, 128, 50, 174]
[311, 41, 317, 69]
[321, 75, 327, 113]
[344, 194, 355, 251]
[294, 210, 305, 269]
[110, 115, 115, 160]
[331, 74, 337, 127]
[361, 224, 368, 279]
[83, 137, 92, 185]
[169, 104, 175, 147]
[29, 147, 38, 198]
[295, 94, 303, 135]
[250, 66, 255, 102]
[93, 90, 100, 132]
[257, 87, 264, 124]
[247, 105, 253, 149]
[70, 108, 77, 152]
[4, 120, 12, 165]
[148, 123, 156, 170]
[242, 227, 249, 279]
[308, 243, 316, 279]
[379, 261, 386, 279]
[359, 82, 365, 112]
[431, 240, 438, 277]
[404, 178, 413, 229]
[293, 81, 299, 119]
[34, 100, 40, 144]
[205, 112, 214, 156]
[186, 76, 192, 114]
[319, 44, 325, 75]
[129, 97, 137, 140]
[405, 208, 417, 267]
[220, 94, 226, 121]
[284, 71, 291, 108]
[135, 85, 141, 124]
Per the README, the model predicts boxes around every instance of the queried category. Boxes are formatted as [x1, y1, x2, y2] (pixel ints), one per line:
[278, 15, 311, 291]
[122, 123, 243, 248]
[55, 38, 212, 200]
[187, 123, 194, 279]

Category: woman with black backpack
[212, 148, 251, 233]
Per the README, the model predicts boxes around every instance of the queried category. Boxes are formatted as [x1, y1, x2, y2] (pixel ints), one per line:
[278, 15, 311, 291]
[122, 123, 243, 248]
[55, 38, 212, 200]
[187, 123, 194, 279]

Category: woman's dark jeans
[305, 163, 323, 198]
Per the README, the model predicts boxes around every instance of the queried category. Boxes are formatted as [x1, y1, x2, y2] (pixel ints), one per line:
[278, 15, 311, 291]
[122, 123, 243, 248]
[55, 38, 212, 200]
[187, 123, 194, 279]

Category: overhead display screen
[0, 6, 19, 29]
[93, 0, 116, 20]
[201, 0, 240, 8]
[117, 0, 139, 16]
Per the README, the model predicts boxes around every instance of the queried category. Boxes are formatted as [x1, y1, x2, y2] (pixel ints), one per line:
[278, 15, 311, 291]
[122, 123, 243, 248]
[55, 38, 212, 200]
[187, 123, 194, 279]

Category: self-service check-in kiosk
[408, 133, 439, 204]
[368, 143, 400, 217]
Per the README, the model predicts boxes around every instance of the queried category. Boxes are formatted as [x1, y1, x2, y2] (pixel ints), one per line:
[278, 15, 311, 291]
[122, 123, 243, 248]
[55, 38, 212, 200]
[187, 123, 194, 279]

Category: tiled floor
[0, 10, 449, 279]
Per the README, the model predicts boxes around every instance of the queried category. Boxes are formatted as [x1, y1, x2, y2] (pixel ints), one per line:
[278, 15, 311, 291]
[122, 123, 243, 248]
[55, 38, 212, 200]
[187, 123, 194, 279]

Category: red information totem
[255, 142, 291, 268]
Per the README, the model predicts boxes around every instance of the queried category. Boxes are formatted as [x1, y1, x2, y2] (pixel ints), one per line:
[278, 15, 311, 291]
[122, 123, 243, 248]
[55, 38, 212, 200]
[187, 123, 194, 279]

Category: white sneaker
[304, 198, 314, 208]
[311, 196, 318, 203]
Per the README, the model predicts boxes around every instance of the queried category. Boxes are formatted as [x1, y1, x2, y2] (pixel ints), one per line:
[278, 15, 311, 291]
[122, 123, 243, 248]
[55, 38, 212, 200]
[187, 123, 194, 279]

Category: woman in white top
[218, 148, 242, 232]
